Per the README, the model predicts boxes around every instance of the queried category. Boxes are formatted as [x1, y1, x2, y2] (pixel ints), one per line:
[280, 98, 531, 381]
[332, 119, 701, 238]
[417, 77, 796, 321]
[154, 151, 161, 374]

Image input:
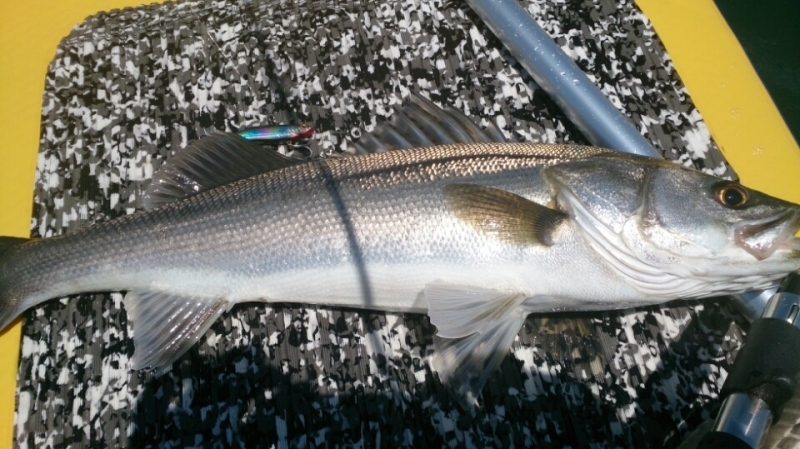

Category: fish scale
[2, 142, 594, 310]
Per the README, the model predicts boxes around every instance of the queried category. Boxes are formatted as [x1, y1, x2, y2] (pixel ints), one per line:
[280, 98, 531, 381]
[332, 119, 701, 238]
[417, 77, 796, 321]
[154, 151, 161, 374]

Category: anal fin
[425, 282, 528, 406]
[123, 291, 232, 373]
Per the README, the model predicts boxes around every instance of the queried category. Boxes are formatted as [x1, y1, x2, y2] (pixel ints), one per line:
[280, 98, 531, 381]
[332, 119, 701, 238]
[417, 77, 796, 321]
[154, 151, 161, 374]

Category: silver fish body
[2, 143, 631, 314]
[1, 138, 798, 401]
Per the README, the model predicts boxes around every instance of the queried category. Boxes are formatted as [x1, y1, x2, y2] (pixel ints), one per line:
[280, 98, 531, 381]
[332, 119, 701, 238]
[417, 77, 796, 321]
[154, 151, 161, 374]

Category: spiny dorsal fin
[424, 282, 528, 406]
[443, 183, 568, 246]
[123, 290, 232, 374]
[351, 92, 506, 155]
[142, 133, 301, 210]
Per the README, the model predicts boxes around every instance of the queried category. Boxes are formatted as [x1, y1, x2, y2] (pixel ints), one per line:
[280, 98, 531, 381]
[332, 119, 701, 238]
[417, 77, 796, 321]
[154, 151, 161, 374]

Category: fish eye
[715, 183, 748, 208]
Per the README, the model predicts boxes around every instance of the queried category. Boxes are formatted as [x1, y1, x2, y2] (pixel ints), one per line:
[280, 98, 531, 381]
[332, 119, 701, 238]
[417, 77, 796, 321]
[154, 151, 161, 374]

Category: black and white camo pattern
[15, 0, 760, 447]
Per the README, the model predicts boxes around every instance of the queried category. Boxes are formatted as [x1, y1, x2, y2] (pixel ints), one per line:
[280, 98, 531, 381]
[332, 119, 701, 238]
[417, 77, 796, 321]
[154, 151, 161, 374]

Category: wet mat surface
[17, 0, 746, 447]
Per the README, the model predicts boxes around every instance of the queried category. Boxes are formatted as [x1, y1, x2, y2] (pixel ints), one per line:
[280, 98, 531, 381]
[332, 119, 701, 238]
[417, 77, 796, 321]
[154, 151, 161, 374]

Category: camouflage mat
[15, 0, 757, 447]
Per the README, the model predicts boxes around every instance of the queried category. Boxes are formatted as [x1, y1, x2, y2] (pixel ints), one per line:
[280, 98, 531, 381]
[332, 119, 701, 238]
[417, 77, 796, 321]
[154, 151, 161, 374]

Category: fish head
[642, 161, 800, 262]
[544, 152, 800, 298]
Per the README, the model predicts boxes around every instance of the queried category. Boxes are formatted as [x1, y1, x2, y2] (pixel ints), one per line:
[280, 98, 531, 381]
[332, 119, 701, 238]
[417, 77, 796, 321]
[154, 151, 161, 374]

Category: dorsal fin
[351, 92, 507, 155]
[143, 133, 301, 210]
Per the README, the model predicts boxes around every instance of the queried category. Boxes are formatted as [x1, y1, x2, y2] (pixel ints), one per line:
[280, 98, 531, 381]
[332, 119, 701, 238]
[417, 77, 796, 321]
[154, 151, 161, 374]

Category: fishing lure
[237, 124, 315, 143]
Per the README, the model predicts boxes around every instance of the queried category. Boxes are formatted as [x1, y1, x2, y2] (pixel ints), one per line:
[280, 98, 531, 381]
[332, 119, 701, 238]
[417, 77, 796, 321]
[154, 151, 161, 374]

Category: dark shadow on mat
[122, 298, 745, 448]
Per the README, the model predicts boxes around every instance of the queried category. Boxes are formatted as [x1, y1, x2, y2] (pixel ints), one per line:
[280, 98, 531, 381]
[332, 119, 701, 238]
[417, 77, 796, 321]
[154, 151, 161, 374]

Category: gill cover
[543, 152, 648, 234]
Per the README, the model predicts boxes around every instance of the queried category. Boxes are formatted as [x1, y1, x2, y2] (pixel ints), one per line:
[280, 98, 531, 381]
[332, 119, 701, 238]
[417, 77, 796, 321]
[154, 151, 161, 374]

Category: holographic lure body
[237, 124, 314, 142]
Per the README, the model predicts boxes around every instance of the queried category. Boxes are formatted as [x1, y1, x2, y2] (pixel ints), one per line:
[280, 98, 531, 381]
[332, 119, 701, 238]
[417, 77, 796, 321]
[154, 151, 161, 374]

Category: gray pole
[465, 0, 661, 158]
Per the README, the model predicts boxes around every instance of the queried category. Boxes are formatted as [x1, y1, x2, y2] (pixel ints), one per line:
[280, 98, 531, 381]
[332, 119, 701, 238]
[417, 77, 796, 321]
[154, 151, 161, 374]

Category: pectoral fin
[444, 183, 567, 246]
[425, 282, 528, 406]
[123, 291, 232, 373]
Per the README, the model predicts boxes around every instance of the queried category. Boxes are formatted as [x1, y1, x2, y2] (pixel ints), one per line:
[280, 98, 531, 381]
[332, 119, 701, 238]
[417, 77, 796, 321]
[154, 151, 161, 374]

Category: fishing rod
[690, 273, 800, 449]
[464, 0, 659, 157]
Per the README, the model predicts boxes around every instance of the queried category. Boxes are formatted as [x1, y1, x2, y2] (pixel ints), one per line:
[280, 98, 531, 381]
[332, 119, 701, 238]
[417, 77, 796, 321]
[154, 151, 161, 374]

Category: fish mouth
[734, 210, 800, 260]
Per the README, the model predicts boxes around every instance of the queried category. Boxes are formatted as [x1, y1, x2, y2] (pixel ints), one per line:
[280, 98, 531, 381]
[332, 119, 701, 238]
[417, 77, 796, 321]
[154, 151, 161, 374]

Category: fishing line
[186, 0, 312, 159]
[185, 0, 266, 135]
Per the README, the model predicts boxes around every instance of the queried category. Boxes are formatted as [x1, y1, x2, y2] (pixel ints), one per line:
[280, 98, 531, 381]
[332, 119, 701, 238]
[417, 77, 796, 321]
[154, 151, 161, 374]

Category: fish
[1, 94, 799, 404]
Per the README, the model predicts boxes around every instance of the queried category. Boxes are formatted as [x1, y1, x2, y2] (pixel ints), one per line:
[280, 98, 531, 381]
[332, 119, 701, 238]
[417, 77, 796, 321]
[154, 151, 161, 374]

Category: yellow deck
[0, 0, 797, 447]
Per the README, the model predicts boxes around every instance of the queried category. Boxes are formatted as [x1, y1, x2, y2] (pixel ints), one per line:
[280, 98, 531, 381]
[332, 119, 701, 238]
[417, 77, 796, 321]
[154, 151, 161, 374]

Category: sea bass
[1, 99, 799, 402]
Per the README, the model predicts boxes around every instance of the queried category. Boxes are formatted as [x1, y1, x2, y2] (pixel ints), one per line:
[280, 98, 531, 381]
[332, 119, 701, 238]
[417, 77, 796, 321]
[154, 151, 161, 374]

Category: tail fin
[0, 237, 32, 331]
